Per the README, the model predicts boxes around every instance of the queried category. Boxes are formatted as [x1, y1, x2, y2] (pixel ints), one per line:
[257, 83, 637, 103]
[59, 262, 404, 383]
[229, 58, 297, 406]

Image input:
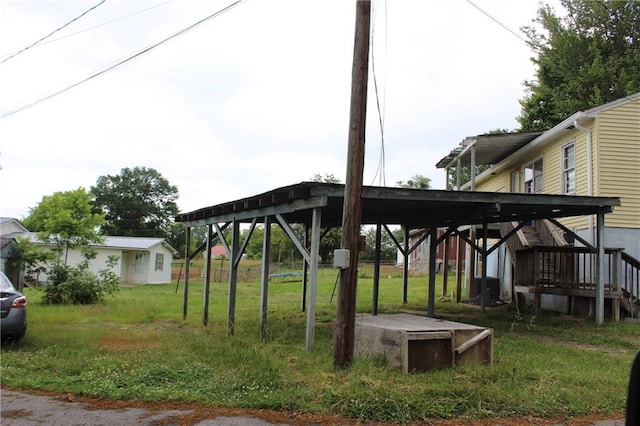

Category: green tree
[242, 225, 301, 264]
[359, 226, 402, 262]
[518, 0, 640, 131]
[396, 174, 431, 189]
[164, 222, 207, 258]
[311, 173, 341, 183]
[22, 188, 105, 265]
[91, 167, 179, 237]
[21, 189, 118, 304]
[447, 165, 491, 190]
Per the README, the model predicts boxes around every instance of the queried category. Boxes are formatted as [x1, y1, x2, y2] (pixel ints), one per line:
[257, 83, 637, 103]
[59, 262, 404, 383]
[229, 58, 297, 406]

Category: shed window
[562, 141, 576, 194]
[155, 253, 164, 271]
[523, 158, 543, 193]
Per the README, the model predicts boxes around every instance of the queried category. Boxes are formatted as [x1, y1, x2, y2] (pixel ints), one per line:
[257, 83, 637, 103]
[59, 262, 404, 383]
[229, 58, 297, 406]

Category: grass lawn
[1, 263, 638, 424]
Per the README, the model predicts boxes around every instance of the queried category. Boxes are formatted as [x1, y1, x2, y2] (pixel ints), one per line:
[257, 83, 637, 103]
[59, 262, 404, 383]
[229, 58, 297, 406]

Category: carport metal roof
[435, 131, 543, 169]
[176, 182, 620, 350]
[176, 181, 619, 229]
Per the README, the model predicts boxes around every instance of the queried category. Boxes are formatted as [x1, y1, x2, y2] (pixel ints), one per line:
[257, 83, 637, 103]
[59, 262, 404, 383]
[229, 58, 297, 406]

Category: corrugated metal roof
[101, 236, 165, 250]
[175, 182, 620, 230]
[27, 233, 177, 254]
[435, 131, 543, 169]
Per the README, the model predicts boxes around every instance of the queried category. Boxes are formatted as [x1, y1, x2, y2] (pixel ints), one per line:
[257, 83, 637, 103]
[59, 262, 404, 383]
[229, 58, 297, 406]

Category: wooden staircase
[501, 220, 640, 320]
[520, 226, 542, 247]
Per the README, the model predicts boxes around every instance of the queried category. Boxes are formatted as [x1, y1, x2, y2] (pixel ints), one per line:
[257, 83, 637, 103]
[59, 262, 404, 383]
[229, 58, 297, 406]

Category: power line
[466, 0, 534, 48]
[0, 0, 178, 59]
[370, 0, 387, 187]
[1, 0, 246, 119]
[0, 0, 106, 65]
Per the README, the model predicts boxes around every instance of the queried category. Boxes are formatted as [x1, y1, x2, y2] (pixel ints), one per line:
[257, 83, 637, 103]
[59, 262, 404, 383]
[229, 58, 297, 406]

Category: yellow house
[444, 92, 640, 260]
[436, 93, 639, 319]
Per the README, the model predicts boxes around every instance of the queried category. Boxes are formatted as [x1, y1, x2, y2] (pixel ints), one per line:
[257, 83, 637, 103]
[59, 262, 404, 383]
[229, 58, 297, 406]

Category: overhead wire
[0, 0, 107, 65]
[0, 0, 246, 119]
[465, 0, 536, 48]
[0, 0, 178, 60]
[369, 0, 388, 187]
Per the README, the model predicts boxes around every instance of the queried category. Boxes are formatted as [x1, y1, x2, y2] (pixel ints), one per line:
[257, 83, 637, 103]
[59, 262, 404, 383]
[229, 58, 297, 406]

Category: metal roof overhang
[435, 131, 544, 169]
[176, 182, 620, 230]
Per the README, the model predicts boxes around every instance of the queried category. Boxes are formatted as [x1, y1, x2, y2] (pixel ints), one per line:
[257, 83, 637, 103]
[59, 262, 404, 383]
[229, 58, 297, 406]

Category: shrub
[43, 257, 119, 305]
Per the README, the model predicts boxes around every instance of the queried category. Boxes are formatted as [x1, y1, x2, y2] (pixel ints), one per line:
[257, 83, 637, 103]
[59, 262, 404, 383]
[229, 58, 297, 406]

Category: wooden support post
[402, 225, 409, 304]
[481, 222, 488, 314]
[306, 207, 322, 352]
[301, 224, 309, 312]
[612, 249, 622, 322]
[428, 227, 437, 317]
[227, 220, 240, 335]
[442, 232, 450, 297]
[260, 217, 272, 342]
[470, 145, 477, 191]
[373, 222, 382, 315]
[203, 224, 213, 326]
[468, 226, 476, 301]
[456, 235, 464, 303]
[534, 247, 541, 316]
[334, 0, 370, 368]
[182, 227, 191, 319]
[595, 211, 605, 325]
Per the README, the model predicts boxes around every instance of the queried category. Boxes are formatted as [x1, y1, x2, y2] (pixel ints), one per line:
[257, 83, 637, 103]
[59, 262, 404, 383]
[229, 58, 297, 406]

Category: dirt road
[1, 388, 289, 425]
[0, 387, 627, 426]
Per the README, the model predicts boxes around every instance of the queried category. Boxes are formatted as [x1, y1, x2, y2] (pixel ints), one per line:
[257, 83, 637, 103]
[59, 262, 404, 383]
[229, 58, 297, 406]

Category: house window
[562, 141, 576, 194]
[523, 158, 544, 193]
[155, 253, 164, 271]
[511, 171, 521, 193]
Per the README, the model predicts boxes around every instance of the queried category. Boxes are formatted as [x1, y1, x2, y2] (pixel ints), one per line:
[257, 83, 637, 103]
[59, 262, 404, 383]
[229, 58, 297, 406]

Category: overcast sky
[0, 0, 561, 220]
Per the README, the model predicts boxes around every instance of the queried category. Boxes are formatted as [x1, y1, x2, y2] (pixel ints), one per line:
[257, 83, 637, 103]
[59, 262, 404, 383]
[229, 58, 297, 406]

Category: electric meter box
[333, 249, 350, 269]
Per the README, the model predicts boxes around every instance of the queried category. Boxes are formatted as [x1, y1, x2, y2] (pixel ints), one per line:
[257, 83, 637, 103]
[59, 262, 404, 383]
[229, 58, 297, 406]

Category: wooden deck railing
[514, 246, 626, 292]
[622, 251, 640, 314]
[534, 219, 568, 246]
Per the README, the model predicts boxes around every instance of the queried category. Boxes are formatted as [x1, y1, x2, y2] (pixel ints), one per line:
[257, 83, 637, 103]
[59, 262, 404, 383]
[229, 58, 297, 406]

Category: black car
[1, 271, 27, 343]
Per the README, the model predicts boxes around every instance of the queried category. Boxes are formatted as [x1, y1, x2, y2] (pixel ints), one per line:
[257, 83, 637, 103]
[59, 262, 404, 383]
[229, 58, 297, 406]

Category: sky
[0, 0, 561, 220]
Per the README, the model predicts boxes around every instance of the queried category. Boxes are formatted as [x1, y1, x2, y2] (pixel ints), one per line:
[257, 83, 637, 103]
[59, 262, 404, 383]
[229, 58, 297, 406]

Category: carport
[175, 182, 620, 351]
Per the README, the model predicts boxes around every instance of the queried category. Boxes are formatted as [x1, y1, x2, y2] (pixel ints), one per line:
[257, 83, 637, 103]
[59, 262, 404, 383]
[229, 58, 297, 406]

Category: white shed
[29, 234, 177, 285]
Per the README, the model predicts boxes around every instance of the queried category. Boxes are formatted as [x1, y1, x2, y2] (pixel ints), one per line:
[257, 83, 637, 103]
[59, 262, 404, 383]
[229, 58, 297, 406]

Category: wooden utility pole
[334, 0, 371, 368]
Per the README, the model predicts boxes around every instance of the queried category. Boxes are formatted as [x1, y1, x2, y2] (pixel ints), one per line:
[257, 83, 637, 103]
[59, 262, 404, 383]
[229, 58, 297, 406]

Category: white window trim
[523, 156, 544, 194]
[561, 139, 576, 195]
[511, 170, 521, 193]
[155, 253, 164, 271]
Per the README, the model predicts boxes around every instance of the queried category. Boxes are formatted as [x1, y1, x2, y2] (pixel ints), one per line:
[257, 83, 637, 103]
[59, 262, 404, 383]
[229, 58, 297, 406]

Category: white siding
[595, 103, 640, 228]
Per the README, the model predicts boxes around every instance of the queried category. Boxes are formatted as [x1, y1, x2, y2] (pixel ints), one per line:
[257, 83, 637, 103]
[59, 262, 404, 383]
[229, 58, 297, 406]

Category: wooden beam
[203, 224, 213, 326]
[227, 220, 240, 335]
[182, 226, 191, 319]
[428, 227, 437, 317]
[596, 211, 605, 325]
[372, 222, 382, 315]
[306, 207, 322, 351]
[260, 217, 271, 342]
